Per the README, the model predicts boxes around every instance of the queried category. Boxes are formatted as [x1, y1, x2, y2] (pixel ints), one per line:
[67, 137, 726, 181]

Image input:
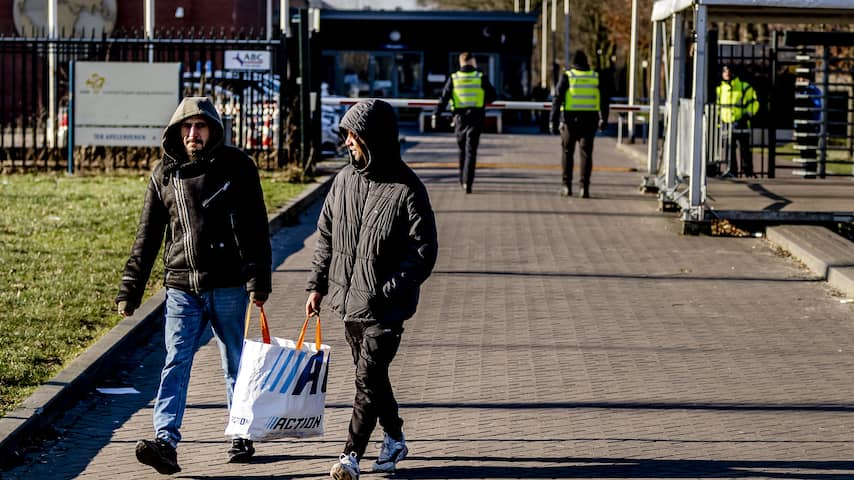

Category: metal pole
[819, 46, 829, 178]
[145, 0, 155, 63]
[768, 32, 777, 178]
[67, 61, 74, 174]
[551, 0, 557, 34]
[48, 0, 57, 149]
[541, 2, 548, 90]
[310, 7, 320, 32]
[281, 0, 290, 36]
[689, 5, 708, 211]
[563, 0, 570, 69]
[550, 0, 557, 92]
[298, 9, 311, 170]
[627, 0, 639, 142]
[666, 13, 683, 191]
[309, 7, 322, 170]
[266, 0, 272, 40]
[646, 21, 662, 185]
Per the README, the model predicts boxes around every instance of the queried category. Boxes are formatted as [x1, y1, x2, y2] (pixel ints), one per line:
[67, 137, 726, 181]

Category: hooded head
[338, 99, 401, 176]
[572, 50, 590, 70]
[162, 97, 224, 166]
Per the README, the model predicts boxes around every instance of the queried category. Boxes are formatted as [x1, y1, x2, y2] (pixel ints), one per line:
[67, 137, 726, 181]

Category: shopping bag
[225, 304, 331, 440]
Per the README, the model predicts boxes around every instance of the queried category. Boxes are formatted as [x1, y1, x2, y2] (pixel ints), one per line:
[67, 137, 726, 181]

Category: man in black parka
[116, 96, 271, 473]
[306, 99, 438, 480]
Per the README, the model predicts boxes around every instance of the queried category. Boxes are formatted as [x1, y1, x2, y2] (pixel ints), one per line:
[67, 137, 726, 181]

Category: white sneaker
[330, 452, 360, 480]
[371, 433, 409, 472]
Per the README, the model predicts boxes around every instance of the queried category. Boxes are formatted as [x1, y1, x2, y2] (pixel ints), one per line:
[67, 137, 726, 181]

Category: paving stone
[6, 131, 854, 480]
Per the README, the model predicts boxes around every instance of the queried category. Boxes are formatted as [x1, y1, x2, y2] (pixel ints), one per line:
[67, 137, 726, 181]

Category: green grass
[0, 172, 311, 417]
[773, 143, 854, 176]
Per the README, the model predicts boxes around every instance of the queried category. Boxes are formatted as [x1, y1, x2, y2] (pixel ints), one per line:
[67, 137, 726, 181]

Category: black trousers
[454, 114, 483, 189]
[721, 124, 753, 176]
[343, 320, 404, 460]
[559, 118, 596, 188]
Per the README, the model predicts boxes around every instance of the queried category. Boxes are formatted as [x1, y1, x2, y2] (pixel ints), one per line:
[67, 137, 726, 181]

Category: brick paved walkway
[7, 131, 854, 479]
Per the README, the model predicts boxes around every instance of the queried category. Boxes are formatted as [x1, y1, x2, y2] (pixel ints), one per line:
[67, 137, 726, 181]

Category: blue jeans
[154, 287, 248, 447]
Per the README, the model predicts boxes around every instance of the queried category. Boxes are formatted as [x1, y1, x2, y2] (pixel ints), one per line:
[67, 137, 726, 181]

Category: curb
[766, 225, 854, 300]
[0, 173, 335, 468]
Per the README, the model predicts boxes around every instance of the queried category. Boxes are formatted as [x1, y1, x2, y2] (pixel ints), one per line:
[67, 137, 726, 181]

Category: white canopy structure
[644, 0, 854, 231]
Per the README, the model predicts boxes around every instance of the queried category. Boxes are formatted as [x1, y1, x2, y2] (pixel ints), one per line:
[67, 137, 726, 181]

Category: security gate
[704, 31, 854, 179]
[777, 31, 854, 178]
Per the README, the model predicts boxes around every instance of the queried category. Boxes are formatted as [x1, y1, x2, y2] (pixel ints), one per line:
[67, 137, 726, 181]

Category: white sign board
[73, 61, 181, 147]
[225, 50, 272, 71]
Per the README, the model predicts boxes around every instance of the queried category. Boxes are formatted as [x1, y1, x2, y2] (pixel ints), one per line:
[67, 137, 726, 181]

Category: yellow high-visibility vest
[562, 69, 600, 112]
[451, 71, 485, 110]
[716, 77, 759, 124]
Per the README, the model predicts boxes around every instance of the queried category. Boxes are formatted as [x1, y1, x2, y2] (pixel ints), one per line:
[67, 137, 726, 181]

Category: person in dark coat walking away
[550, 50, 609, 198]
[306, 99, 438, 480]
[433, 52, 497, 194]
[116, 96, 272, 474]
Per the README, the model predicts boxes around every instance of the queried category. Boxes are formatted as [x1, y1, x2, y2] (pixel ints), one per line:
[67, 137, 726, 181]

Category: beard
[189, 149, 205, 162]
[185, 141, 206, 162]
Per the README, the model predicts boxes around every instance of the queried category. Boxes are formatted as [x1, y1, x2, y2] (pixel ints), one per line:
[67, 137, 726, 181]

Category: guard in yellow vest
[550, 51, 608, 198]
[716, 64, 760, 177]
[434, 52, 497, 194]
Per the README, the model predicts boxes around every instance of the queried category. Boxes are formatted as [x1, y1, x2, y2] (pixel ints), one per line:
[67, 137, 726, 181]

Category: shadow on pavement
[397, 459, 854, 479]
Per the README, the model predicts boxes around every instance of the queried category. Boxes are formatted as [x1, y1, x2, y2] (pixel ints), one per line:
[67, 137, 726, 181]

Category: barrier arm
[322, 97, 649, 114]
[320, 97, 553, 111]
[321, 97, 654, 135]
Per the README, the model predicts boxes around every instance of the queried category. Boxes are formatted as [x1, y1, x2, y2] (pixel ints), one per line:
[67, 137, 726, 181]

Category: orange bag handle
[295, 313, 322, 350]
[243, 302, 271, 344]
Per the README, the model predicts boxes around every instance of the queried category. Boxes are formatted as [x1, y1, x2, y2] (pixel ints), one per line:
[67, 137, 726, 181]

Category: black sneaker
[227, 438, 255, 463]
[135, 439, 181, 475]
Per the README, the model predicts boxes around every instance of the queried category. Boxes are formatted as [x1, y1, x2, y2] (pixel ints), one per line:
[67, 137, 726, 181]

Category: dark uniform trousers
[721, 119, 753, 176]
[560, 110, 598, 189]
[454, 111, 484, 190]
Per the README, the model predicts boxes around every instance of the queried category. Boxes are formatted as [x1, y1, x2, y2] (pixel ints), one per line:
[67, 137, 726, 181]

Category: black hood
[338, 99, 402, 177]
[162, 96, 225, 172]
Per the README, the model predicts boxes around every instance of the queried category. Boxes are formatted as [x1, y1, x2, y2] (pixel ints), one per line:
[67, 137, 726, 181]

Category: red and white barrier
[320, 96, 650, 113]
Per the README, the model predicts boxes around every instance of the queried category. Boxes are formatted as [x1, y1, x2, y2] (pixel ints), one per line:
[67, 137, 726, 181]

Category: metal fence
[0, 31, 287, 172]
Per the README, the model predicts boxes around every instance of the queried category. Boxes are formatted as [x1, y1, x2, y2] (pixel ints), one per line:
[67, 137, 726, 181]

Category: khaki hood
[162, 96, 225, 170]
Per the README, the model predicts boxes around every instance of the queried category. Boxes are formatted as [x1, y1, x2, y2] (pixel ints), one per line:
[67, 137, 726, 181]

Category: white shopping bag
[225, 304, 331, 440]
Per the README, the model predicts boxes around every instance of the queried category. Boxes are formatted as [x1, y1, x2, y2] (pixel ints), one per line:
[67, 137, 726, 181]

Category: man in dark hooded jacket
[306, 99, 438, 480]
[550, 50, 609, 198]
[116, 97, 272, 473]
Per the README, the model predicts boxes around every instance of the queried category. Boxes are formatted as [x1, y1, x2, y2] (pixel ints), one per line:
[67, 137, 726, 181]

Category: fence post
[297, 8, 311, 172]
[67, 61, 74, 175]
